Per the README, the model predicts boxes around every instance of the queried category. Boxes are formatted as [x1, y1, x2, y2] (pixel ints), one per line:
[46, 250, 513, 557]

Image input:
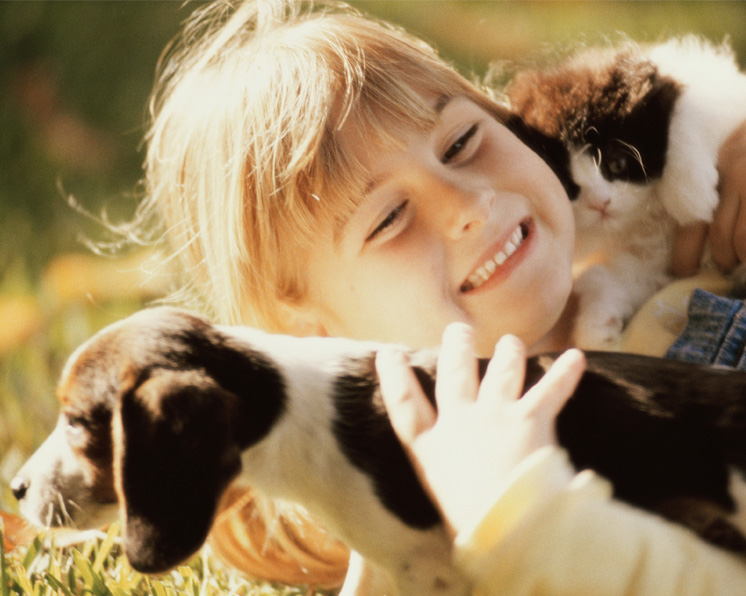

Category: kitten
[504, 37, 746, 349]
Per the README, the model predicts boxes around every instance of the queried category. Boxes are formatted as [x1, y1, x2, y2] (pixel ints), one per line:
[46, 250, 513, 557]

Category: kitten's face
[569, 139, 657, 235]
[505, 48, 681, 243]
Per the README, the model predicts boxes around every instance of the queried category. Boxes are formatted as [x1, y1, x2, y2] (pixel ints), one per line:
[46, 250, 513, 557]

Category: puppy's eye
[65, 416, 88, 446]
[66, 414, 85, 428]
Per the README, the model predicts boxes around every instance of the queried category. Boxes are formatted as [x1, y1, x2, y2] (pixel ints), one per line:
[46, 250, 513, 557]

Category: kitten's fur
[505, 37, 746, 349]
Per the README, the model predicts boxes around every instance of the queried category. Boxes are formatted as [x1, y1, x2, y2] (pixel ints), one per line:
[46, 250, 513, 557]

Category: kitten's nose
[10, 476, 29, 501]
[588, 198, 611, 214]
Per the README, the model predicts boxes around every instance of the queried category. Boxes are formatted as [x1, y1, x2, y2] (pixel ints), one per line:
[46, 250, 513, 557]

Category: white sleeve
[455, 446, 746, 596]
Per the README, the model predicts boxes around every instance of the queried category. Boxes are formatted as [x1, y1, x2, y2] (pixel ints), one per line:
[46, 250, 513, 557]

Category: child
[139, 0, 746, 591]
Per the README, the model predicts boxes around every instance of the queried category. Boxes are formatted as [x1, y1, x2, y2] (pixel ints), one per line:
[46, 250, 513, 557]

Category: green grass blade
[44, 573, 75, 596]
[93, 526, 119, 573]
[10, 560, 34, 596]
[0, 521, 7, 596]
[21, 534, 42, 570]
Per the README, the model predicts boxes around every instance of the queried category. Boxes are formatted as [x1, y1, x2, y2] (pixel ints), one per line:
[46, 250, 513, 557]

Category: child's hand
[671, 120, 746, 276]
[671, 222, 708, 277]
[376, 323, 586, 537]
[712, 119, 746, 272]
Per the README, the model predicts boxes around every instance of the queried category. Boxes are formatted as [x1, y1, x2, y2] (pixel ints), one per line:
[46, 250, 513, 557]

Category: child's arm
[453, 447, 746, 596]
[377, 324, 746, 595]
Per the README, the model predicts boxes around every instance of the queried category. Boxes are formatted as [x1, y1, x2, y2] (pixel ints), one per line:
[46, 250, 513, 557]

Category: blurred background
[2, 0, 746, 511]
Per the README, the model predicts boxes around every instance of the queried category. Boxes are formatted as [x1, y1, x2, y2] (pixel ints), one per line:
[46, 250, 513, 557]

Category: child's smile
[460, 218, 531, 293]
[302, 97, 575, 355]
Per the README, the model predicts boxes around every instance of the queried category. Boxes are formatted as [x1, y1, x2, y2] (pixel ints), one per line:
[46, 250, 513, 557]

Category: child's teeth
[462, 223, 527, 292]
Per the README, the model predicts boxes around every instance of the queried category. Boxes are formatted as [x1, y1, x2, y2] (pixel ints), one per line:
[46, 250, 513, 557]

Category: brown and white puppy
[11, 307, 746, 594]
[12, 307, 463, 595]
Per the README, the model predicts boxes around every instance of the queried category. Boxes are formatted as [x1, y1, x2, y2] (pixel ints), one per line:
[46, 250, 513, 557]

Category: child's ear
[277, 300, 329, 337]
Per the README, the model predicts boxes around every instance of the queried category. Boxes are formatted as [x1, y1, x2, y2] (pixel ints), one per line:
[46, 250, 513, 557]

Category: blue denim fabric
[665, 289, 746, 370]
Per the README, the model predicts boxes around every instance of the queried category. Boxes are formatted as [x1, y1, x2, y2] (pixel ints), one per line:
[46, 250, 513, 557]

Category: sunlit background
[2, 0, 746, 510]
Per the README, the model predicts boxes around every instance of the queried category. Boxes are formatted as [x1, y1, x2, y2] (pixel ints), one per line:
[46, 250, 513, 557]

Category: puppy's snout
[10, 476, 29, 502]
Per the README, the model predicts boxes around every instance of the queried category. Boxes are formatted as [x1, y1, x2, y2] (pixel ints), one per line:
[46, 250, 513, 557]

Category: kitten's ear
[504, 114, 580, 201]
[113, 370, 241, 573]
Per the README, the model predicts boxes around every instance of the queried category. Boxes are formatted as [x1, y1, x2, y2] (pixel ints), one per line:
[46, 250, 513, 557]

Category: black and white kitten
[504, 37, 746, 349]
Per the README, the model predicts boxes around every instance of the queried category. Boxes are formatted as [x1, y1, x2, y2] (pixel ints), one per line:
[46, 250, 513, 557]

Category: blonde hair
[144, 0, 509, 331]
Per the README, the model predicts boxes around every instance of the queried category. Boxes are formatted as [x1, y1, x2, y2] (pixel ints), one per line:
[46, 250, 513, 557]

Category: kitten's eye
[607, 154, 629, 177]
[442, 124, 478, 163]
[366, 201, 408, 242]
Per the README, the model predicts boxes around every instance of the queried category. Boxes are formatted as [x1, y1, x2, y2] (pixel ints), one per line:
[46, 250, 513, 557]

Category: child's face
[302, 97, 575, 355]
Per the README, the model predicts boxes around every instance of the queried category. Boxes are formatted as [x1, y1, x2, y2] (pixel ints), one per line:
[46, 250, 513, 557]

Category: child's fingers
[521, 349, 586, 417]
[711, 187, 740, 271]
[435, 323, 479, 412]
[478, 334, 527, 405]
[714, 119, 746, 269]
[376, 348, 437, 445]
[671, 222, 708, 277]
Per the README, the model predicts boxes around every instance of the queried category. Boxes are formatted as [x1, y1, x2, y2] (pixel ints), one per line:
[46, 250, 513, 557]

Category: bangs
[303, 28, 486, 237]
[316, 90, 441, 237]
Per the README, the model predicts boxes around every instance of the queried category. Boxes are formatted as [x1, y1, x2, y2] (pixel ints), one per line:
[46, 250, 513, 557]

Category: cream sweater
[455, 447, 746, 595]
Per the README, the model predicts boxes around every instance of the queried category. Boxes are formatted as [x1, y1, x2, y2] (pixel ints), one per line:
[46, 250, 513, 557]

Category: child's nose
[441, 183, 495, 240]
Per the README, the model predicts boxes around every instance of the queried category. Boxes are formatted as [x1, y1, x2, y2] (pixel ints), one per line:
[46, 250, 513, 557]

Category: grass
[0, 522, 329, 596]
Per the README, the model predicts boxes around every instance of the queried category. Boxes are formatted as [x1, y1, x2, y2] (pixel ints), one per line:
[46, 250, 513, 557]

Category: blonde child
[139, 0, 746, 592]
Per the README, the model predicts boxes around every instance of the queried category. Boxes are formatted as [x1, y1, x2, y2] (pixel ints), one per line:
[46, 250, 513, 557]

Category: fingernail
[443, 322, 473, 342]
[496, 334, 523, 351]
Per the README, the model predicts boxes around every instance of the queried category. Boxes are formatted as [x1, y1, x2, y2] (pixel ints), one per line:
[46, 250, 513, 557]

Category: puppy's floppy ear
[113, 369, 242, 573]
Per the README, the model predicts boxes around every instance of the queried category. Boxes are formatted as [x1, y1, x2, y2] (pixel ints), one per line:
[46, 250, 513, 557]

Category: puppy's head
[11, 318, 132, 532]
[13, 307, 282, 572]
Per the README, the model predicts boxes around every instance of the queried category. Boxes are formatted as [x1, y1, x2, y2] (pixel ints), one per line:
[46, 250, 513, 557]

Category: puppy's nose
[10, 476, 29, 501]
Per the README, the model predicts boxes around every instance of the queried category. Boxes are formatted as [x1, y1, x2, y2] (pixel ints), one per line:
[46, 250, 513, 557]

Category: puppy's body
[13, 307, 746, 594]
[505, 37, 746, 349]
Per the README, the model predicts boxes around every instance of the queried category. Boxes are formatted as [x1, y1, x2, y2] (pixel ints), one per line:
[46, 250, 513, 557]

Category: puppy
[12, 307, 746, 594]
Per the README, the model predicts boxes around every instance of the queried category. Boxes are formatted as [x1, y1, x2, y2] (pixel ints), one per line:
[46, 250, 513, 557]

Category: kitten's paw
[572, 314, 624, 350]
[660, 166, 719, 225]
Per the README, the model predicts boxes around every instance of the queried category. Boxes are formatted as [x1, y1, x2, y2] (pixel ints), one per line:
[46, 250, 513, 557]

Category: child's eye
[366, 201, 408, 242]
[442, 124, 478, 163]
